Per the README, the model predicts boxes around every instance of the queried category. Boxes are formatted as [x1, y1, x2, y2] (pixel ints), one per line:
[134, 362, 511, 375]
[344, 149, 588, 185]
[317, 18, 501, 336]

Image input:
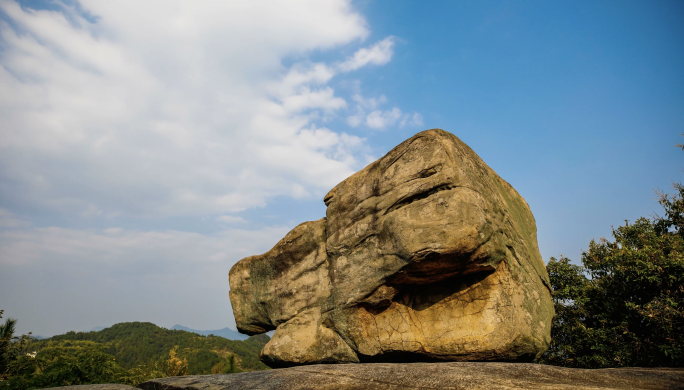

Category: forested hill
[41, 322, 270, 373]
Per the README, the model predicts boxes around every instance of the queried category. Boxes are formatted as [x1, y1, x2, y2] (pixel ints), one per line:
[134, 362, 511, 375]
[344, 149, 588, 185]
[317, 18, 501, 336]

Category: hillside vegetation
[0, 321, 269, 389]
[46, 322, 269, 372]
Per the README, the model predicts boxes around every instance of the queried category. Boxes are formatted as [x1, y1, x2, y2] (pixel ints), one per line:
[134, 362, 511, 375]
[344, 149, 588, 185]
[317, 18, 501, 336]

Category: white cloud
[402, 112, 424, 127]
[366, 107, 403, 129]
[0, 225, 290, 335]
[0, 208, 30, 228]
[338, 36, 395, 72]
[352, 93, 387, 110]
[0, 0, 376, 219]
[216, 215, 246, 224]
[290, 183, 311, 199]
[0, 1, 421, 337]
[347, 114, 363, 127]
[277, 63, 336, 96]
[366, 108, 423, 130]
[347, 94, 423, 130]
[281, 86, 347, 113]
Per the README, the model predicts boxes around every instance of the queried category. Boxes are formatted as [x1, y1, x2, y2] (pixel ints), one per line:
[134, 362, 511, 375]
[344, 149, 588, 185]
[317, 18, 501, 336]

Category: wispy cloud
[0, 0, 379, 219]
[216, 215, 246, 224]
[0, 0, 421, 335]
[347, 94, 423, 130]
[338, 36, 395, 72]
[0, 209, 30, 228]
[366, 107, 403, 129]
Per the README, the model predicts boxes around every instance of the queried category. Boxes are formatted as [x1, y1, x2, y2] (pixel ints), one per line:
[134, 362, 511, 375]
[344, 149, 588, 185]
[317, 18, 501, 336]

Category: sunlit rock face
[229, 129, 554, 368]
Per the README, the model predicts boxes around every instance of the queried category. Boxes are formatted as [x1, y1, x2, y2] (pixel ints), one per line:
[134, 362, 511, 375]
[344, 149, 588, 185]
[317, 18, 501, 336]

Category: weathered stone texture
[138, 363, 684, 390]
[229, 129, 554, 367]
[41, 384, 135, 390]
[229, 219, 330, 335]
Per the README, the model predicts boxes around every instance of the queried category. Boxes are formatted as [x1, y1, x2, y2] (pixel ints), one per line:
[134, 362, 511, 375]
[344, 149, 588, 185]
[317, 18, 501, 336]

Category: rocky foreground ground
[46, 362, 684, 390]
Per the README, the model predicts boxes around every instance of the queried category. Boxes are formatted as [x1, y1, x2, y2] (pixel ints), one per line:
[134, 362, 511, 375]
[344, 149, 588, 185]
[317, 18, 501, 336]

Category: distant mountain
[89, 326, 107, 332]
[171, 324, 249, 341]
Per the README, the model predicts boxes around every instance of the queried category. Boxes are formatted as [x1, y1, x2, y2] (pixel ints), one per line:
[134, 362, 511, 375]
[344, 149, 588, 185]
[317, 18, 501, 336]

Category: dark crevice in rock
[388, 270, 496, 312]
[417, 164, 442, 178]
[384, 184, 458, 215]
[387, 237, 493, 286]
[401, 164, 444, 184]
[356, 349, 534, 364]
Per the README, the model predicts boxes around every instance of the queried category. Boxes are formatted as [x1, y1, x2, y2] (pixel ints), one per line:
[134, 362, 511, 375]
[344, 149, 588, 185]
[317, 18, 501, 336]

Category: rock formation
[229, 129, 554, 367]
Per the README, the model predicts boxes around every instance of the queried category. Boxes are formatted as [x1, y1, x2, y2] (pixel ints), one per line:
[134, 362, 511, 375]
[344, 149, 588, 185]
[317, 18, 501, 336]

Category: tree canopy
[539, 183, 684, 368]
[46, 321, 269, 372]
[0, 321, 269, 389]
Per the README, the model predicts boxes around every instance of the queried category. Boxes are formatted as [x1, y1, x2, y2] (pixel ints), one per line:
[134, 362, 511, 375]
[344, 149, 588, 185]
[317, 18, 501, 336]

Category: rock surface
[229, 129, 554, 367]
[138, 363, 684, 390]
[41, 384, 135, 390]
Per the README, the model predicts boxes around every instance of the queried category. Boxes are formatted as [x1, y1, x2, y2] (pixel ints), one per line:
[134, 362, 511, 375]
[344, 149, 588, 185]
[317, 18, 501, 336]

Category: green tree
[0, 340, 195, 389]
[540, 185, 684, 368]
[0, 311, 33, 382]
[0, 341, 123, 390]
[157, 345, 188, 377]
[0, 312, 17, 380]
[211, 354, 240, 374]
[44, 322, 269, 371]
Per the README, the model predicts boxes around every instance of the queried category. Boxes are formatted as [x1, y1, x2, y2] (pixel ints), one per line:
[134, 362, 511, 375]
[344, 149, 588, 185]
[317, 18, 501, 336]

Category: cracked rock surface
[42, 385, 135, 390]
[229, 129, 554, 367]
[137, 363, 684, 390]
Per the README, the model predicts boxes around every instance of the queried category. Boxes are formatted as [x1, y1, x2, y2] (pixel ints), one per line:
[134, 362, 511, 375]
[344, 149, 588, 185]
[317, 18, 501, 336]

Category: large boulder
[229, 129, 554, 367]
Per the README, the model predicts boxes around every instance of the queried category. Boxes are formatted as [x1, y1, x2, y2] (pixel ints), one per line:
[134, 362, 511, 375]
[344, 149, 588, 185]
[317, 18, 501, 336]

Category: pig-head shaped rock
[229, 129, 553, 368]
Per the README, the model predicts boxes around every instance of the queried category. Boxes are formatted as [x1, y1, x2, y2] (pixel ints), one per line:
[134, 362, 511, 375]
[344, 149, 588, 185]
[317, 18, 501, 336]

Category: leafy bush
[211, 354, 240, 374]
[539, 185, 684, 368]
[1, 341, 124, 389]
[0, 312, 33, 383]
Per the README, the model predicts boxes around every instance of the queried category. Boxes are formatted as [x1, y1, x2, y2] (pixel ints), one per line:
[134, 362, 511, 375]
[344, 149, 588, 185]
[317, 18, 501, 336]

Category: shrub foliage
[539, 184, 684, 367]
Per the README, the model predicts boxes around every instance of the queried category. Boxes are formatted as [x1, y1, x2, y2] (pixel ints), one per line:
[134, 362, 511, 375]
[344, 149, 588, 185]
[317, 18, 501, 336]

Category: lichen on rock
[228, 129, 554, 367]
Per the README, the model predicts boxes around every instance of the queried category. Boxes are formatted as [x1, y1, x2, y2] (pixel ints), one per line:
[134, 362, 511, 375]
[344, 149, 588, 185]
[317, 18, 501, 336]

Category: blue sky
[1, 0, 682, 337]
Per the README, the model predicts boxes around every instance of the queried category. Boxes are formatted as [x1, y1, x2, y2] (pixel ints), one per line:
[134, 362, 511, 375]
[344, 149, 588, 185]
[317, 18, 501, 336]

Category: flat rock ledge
[136, 362, 684, 390]
[42, 385, 136, 390]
